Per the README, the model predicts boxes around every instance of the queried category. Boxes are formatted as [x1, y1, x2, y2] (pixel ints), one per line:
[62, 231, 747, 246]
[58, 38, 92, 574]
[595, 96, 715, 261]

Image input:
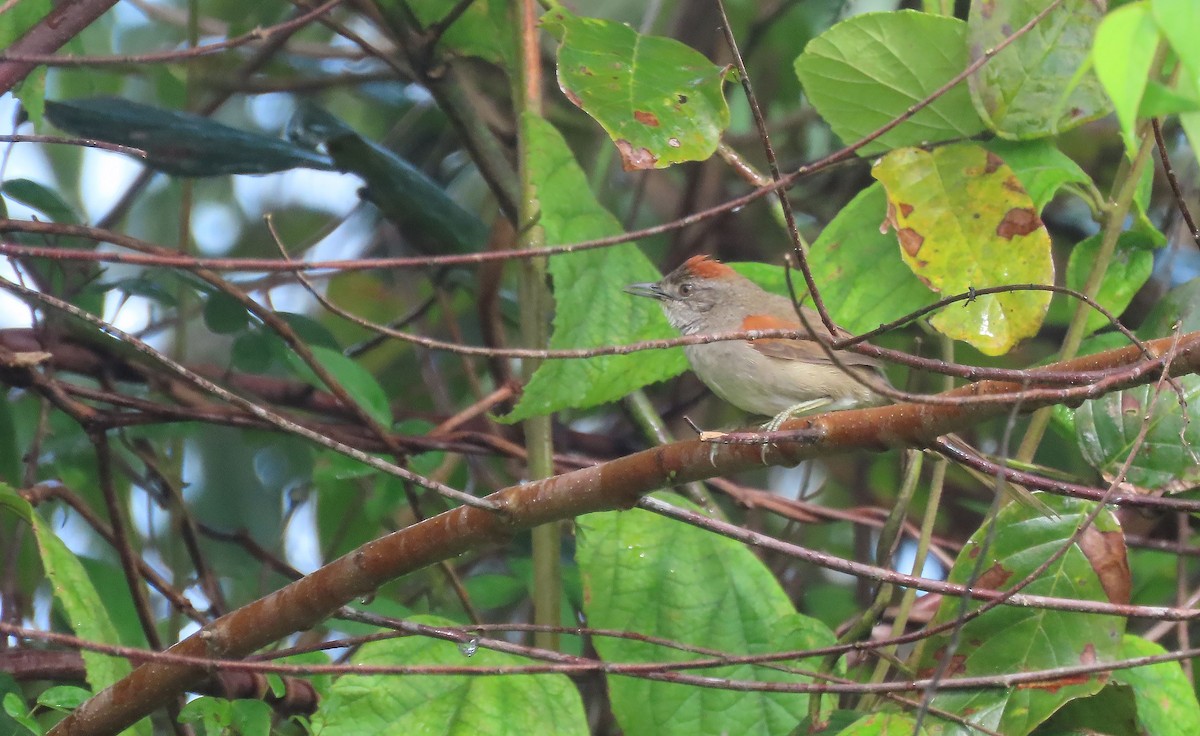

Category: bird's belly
[684, 342, 880, 417]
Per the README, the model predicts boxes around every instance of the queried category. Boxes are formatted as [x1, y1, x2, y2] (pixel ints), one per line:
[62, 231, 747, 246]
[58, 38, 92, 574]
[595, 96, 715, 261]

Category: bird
[627, 255, 1051, 513]
[625, 255, 889, 430]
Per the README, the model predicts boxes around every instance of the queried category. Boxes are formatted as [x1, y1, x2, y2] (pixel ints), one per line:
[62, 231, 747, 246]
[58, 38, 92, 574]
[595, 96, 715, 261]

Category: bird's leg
[763, 398, 833, 433]
[755, 398, 833, 464]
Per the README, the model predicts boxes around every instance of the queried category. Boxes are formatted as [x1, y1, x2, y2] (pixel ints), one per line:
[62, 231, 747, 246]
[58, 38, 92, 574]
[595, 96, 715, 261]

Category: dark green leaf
[1, 179, 81, 224]
[92, 276, 179, 308]
[1064, 232, 1154, 336]
[202, 291, 250, 335]
[287, 103, 486, 253]
[1074, 376, 1200, 490]
[45, 98, 335, 177]
[36, 686, 91, 713]
[406, 0, 513, 64]
[1039, 683, 1140, 736]
[809, 184, 937, 334]
[232, 330, 284, 374]
[278, 311, 341, 350]
[284, 346, 393, 427]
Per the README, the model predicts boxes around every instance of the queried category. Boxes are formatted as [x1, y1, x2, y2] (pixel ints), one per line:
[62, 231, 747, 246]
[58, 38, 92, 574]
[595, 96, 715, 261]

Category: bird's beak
[624, 282, 666, 300]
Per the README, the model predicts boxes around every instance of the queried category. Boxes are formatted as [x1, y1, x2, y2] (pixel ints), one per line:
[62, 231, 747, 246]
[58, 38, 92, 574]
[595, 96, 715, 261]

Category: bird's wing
[741, 314, 881, 368]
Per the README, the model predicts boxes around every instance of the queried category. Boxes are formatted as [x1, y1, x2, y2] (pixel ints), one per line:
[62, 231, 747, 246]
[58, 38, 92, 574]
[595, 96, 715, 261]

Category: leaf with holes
[873, 142, 1053, 355]
[543, 7, 731, 170]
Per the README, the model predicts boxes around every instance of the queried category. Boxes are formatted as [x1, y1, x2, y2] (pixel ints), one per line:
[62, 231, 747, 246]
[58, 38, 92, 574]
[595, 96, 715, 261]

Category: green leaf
[807, 184, 939, 334]
[967, 0, 1110, 139]
[916, 495, 1127, 736]
[502, 114, 688, 422]
[464, 572, 527, 610]
[32, 515, 133, 690]
[1153, 0, 1200, 98]
[231, 330, 285, 373]
[577, 495, 838, 736]
[543, 6, 731, 169]
[178, 697, 232, 735]
[1, 690, 41, 736]
[17, 493, 151, 736]
[36, 686, 91, 713]
[0, 484, 33, 523]
[45, 98, 335, 177]
[983, 139, 1093, 211]
[1112, 635, 1200, 736]
[1074, 375, 1200, 490]
[202, 291, 250, 335]
[1, 179, 81, 225]
[873, 143, 1054, 355]
[1064, 232, 1154, 337]
[1138, 80, 1200, 117]
[0, 0, 50, 127]
[834, 713, 930, 736]
[310, 616, 588, 735]
[284, 345, 393, 427]
[794, 11, 985, 156]
[1072, 277, 1200, 490]
[1093, 2, 1161, 157]
[406, 0, 513, 65]
[1039, 683, 1141, 735]
[288, 103, 487, 253]
[229, 700, 272, 736]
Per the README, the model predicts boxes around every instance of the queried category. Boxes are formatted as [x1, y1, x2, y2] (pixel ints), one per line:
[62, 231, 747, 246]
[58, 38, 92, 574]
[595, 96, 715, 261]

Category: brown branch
[0, 0, 343, 66]
[0, 0, 119, 95]
[0, 650, 318, 716]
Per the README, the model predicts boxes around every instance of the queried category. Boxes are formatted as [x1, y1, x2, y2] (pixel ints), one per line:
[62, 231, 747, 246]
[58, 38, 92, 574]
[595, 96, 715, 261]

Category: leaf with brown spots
[542, 7, 730, 169]
[913, 495, 1125, 736]
[873, 142, 1053, 355]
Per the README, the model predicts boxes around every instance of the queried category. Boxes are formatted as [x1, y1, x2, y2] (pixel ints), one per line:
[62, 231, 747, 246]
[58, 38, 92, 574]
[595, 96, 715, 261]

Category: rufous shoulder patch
[681, 255, 736, 279]
[741, 313, 799, 332]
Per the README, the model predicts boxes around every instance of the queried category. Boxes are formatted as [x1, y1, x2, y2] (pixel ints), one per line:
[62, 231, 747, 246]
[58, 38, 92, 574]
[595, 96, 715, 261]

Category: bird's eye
[678, 283, 694, 296]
